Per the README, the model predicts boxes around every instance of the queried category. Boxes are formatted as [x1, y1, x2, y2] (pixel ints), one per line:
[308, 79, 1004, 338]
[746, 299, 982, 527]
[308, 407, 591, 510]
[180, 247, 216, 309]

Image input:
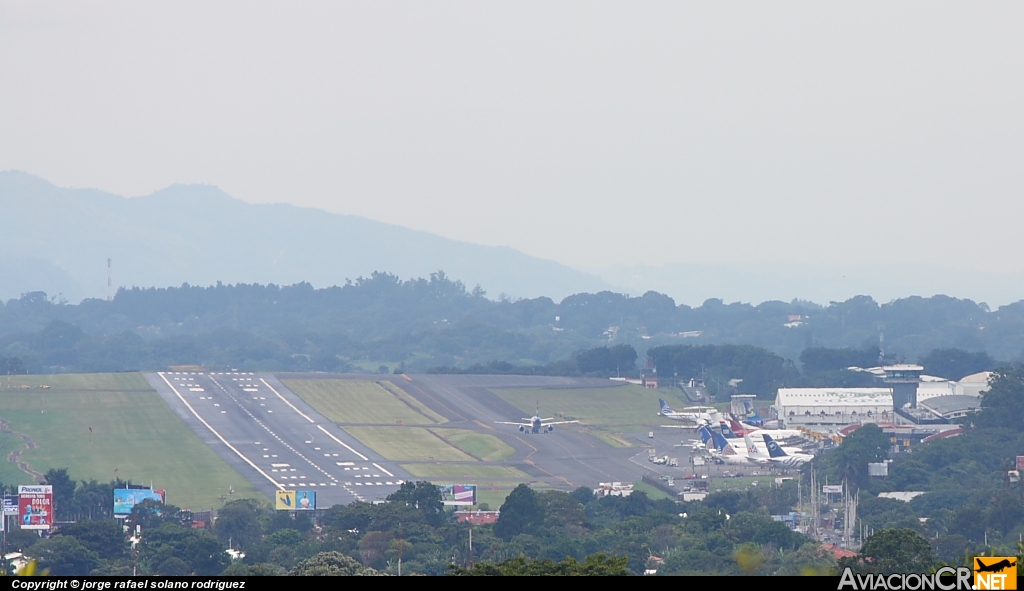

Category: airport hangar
[771, 368, 991, 431]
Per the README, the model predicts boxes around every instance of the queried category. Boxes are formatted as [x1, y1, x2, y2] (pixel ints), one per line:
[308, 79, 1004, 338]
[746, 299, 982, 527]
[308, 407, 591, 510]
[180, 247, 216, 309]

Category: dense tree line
[0, 273, 1018, 376]
[4, 474, 837, 576]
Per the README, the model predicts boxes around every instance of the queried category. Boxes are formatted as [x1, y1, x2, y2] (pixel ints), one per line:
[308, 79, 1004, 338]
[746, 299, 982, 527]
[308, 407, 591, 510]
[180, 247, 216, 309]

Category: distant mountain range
[0, 171, 614, 303]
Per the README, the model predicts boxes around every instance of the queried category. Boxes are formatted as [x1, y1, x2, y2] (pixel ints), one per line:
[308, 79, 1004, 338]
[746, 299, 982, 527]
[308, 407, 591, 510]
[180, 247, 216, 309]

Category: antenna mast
[107, 258, 113, 302]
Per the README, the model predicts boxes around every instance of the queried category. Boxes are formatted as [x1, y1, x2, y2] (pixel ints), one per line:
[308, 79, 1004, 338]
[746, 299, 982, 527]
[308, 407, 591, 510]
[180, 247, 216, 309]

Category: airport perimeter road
[145, 372, 410, 507]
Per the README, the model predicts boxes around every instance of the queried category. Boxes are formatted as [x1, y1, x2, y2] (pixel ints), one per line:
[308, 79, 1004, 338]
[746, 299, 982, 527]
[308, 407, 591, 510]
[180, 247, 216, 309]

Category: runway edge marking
[261, 378, 315, 423]
[157, 372, 284, 490]
[316, 424, 369, 461]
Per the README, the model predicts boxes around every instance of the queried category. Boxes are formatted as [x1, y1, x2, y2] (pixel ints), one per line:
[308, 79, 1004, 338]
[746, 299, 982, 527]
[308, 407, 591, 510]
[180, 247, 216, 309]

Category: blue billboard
[113, 489, 165, 515]
[295, 490, 316, 510]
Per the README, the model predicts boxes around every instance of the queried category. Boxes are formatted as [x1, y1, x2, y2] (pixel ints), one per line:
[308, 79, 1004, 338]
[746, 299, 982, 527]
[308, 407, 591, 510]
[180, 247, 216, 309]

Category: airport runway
[145, 371, 410, 507]
[281, 373, 679, 492]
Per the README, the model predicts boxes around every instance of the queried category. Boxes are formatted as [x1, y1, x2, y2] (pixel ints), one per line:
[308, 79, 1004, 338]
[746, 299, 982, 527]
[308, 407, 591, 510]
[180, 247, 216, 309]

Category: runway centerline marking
[208, 375, 342, 488]
[157, 372, 283, 489]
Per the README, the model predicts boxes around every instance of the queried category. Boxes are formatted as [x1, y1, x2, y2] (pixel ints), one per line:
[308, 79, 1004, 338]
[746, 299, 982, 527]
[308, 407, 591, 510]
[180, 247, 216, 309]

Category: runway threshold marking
[157, 372, 284, 489]
[261, 378, 314, 423]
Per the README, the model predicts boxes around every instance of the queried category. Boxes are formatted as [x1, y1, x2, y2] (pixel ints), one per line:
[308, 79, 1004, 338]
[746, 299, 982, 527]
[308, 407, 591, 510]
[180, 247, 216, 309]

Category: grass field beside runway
[435, 429, 515, 461]
[493, 384, 691, 435]
[283, 379, 446, 424]
[399, 463, 529, 480]
[0, 373, 261, 509]
[344, 427, 474, 461]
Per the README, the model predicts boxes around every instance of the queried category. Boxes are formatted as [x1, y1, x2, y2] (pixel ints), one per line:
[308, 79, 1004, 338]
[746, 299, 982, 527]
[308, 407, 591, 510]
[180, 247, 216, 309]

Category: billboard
[113, 489, 166, 515]
[275, 490, 295, 510]
[822, 485, 843, 494]
[440, 484, 477, 506]
[276, 490, 316, 510]
[18, 485, 53, 530]
[3, 495, 19, 516]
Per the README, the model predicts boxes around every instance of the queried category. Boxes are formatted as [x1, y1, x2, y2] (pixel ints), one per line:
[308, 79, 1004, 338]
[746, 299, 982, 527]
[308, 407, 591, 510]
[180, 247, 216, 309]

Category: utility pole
[469, 525, 473, 569]
[810, 464, 819, 541]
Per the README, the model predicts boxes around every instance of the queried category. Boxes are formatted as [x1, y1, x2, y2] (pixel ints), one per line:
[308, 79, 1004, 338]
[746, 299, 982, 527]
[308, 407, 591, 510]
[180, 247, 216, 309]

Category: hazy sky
[2, 3, 1022, 274]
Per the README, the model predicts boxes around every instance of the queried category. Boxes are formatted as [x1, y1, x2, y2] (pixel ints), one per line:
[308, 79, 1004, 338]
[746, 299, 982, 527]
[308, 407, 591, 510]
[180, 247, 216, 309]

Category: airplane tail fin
[762, 434, 787, 458]
[659, 399, 672, 414]
[710, 430, 729, 453]
[720, 421, 737, 439]
[728, 416, 748, 434]
[743, 433, 760, 456]
[698, 426, 714, 447]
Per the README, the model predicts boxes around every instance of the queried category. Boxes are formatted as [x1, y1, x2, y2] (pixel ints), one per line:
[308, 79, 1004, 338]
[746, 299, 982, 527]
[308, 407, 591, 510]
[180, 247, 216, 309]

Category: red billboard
[18, 485, 53, 530]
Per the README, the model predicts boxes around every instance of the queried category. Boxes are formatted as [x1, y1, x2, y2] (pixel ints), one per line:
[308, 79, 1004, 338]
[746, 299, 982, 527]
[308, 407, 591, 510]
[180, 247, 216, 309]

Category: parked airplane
[744, 433, 813, 467]
[727, 417, 806, 442]
[659, 399, 718, 425]
[700, 426, 755, 465]
[740, 401, 781, 429]
[496, 403, 579, 434]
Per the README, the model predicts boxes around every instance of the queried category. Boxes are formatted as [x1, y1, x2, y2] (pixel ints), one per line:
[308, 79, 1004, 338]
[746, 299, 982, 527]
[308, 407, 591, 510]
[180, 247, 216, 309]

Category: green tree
[55, 519, 128, 560]
[385, 481, 445, 527]
[776, 543, 838, 576]
[827, 424, 890, 491]
[573, 345, 637, 376]
[155, 557, 191, 576]
[288, 551, 382, 576]
[448, 554, 629, 576]
[27, 535, 101, 576]
[43, 468, 75, 521]
[919, 349, 997, 381]
[538, 490, 586, 530]
[841, 529, 935, 575]
[494, 484, 544, 541]
[976, 368, 1024, 429]
[213, 498, 264, 549]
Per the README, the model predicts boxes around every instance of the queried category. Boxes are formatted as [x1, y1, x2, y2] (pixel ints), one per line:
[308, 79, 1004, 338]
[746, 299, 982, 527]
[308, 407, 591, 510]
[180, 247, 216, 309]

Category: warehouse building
[772, 371, 991, 429]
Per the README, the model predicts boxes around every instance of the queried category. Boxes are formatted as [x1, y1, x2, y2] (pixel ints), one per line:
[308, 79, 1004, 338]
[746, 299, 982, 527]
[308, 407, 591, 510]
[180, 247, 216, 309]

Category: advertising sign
[113, 489, 165, 515]
[440, 484, 477, 506]
[3, 495, 19, 516]
[822, 485, 843, 494]
[295, 490, 315, 510]
[275, 490, 316, 510]
[275, 490, 296, 510]
[18, 485, 53, 530]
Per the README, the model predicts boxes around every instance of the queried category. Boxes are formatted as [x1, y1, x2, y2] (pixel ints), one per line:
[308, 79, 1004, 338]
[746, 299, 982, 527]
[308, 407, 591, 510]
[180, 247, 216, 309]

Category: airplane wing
[540, 419, 579, 426]
[495, 421, 530, 427]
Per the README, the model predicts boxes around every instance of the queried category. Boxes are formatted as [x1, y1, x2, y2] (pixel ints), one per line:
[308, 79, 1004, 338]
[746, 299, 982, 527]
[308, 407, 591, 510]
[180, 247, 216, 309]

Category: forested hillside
[0, 273, 1017, 381]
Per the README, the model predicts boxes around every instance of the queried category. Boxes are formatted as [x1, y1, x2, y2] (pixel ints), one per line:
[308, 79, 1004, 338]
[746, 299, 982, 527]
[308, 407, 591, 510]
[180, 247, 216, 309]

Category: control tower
[883, 364, 923, 410]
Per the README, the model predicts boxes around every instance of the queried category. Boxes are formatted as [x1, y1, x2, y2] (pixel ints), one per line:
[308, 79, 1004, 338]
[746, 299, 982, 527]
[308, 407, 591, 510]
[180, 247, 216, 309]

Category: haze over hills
[0, 171, 615, 303]
[597, 262, 1024, 310]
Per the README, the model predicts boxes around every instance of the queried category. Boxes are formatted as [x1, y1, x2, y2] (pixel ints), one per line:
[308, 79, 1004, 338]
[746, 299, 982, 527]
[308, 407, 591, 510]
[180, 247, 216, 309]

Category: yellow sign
[974, 557, 1017, 590]
[275, 490, 296, 510]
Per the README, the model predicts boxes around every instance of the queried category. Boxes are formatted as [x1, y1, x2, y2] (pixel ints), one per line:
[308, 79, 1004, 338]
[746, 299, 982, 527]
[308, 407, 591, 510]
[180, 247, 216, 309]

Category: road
[144, 371, 410, 507]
